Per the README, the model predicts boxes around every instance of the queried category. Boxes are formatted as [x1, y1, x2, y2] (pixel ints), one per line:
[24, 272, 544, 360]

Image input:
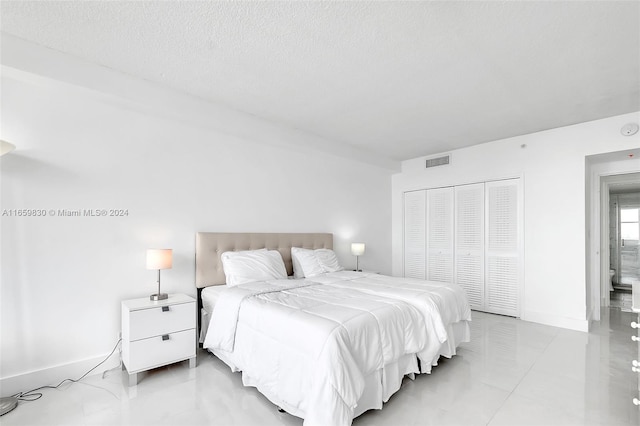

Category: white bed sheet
[199, 285, 227, 343]
[202, 284, 226, 313]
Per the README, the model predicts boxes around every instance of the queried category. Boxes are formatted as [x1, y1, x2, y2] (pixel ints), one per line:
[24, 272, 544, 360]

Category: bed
[195, 232, 471, 426]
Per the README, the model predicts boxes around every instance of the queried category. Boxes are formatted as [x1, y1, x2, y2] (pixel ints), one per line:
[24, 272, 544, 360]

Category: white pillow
[221, 249, 287, 287]
[291, 247, 344, 278]
[291, 247, 325, 278]
[315, 249, 344, 273]
[291, 247, 307, 279]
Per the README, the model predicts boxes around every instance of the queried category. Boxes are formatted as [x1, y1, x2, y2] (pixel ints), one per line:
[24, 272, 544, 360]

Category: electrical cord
[11, 338, 122, 402]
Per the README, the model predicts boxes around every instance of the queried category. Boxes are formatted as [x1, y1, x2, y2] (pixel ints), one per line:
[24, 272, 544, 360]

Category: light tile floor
[611, 289, 633, 312]
[2, 309, 639, 425]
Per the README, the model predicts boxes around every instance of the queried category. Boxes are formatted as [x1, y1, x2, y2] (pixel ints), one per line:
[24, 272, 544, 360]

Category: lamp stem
[150, 269, 168, 301]
[356, 256, 359, 272]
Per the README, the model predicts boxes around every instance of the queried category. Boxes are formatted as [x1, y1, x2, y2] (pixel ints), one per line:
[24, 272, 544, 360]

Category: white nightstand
[121, 293, 196, 386]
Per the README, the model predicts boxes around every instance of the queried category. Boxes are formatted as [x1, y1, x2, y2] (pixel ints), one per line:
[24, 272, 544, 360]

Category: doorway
[587, 150, 640, 323]
[609, 191, 640, 311]
[600, 173, 640, 312]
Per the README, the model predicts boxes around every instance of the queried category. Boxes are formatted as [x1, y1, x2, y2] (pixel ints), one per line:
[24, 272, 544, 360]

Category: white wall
[392, 112, 640, 332]
[0, 59, 393, 394]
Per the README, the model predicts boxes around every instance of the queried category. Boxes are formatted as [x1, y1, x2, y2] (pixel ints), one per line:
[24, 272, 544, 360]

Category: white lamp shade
[0, 140, 16, 156]
[146, 249, 172, 270]
[351, 243, 366, 256]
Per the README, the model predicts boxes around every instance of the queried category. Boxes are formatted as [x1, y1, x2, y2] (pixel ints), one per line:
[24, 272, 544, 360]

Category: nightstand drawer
[126, 329, 195, 373]
[128, 302, 194, 341]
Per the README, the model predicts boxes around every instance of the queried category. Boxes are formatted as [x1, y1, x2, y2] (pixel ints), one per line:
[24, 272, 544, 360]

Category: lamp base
[0, 396, 18, 416]
[150, 293, 168, 301]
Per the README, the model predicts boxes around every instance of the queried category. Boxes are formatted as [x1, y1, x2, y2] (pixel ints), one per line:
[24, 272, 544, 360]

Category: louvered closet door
[404, 190, 426, 279]
[455, 183, 485, 310]
[485, 179, 520, 316]
[427, 187, 454, 283]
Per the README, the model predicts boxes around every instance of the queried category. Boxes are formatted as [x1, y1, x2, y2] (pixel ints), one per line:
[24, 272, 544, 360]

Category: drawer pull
[633, 360, 639, 367]
[162, 306, 170, 312]
[162, 334, 170, 341]
[632, 322, 639, 329]
[634, 398, 640, 406]
[632, 336, 640, 342]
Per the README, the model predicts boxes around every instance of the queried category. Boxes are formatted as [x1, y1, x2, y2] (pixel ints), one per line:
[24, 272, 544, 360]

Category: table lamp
[351, 243, 365, 272]
[147, 249, 172, 301]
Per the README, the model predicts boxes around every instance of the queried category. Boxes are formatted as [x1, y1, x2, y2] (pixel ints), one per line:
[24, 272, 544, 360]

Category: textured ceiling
[1, 1, 639, 162]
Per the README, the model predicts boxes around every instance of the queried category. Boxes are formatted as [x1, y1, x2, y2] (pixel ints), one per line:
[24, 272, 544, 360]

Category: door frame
[591, 170, 640, 321]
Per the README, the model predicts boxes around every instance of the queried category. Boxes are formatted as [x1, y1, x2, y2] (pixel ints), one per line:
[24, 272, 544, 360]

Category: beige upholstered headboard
[195, 232, 333, 288]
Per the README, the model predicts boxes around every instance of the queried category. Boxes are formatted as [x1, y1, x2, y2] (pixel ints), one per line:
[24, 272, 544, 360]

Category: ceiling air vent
[425, 155, 450, 168]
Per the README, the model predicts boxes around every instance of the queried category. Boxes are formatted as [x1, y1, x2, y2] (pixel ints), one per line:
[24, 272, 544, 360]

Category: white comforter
[306, 271, 472, 370]
[203, 279, 429, 426]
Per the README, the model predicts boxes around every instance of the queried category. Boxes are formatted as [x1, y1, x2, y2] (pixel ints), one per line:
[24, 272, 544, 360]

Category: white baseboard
[522, 310, 589, 332]
[0, 352, 121, 397]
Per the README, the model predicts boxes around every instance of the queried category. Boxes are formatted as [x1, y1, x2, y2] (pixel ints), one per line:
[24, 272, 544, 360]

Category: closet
[403, 178, 521, 317]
